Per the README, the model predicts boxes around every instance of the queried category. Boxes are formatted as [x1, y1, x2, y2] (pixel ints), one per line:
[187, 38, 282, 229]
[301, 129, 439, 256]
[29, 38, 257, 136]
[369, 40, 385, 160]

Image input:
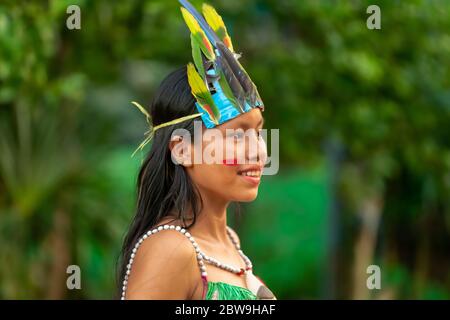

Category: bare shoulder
[133, 226, 196, 264]
[125, 226, 199, 299]
[227, 226, 241, 247]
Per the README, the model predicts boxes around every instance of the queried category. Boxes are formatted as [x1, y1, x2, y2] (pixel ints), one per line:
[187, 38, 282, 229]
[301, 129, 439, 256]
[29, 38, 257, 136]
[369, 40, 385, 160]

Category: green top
[205, 281, 258, 300]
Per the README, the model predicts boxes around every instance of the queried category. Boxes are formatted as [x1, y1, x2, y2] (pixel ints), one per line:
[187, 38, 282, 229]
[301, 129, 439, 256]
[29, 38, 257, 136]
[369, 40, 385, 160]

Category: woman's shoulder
[124, 218, 199, 299]
[134, 218, 197, 266]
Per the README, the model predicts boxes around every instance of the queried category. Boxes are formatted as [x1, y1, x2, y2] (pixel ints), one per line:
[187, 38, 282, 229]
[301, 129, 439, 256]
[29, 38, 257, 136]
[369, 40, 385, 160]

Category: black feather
[216, 54, 246, 111]
[216, 41, 261, 106]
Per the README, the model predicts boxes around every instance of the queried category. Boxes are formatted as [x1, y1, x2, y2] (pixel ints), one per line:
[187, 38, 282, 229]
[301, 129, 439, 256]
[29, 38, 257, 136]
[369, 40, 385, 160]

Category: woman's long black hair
[116, 66, 204, 296]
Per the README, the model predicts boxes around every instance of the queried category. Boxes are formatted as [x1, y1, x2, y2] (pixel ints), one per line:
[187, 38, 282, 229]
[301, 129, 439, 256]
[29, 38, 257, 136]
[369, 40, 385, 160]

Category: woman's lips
[224, 159, 263, 186]
[239, 174, 261, 186]
[237, 163, 263, 187]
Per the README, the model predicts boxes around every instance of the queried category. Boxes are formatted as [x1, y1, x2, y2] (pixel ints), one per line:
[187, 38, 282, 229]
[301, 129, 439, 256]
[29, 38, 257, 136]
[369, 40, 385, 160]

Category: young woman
[118, 1, 276, 300]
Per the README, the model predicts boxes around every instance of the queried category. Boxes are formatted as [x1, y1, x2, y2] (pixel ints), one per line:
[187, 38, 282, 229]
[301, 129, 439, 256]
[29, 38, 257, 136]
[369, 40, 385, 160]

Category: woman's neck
[188, 189, 230, 244]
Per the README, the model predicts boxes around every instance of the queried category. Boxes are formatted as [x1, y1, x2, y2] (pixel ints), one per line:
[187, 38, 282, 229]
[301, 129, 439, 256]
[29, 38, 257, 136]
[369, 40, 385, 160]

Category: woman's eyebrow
[226, 116, 264, 130]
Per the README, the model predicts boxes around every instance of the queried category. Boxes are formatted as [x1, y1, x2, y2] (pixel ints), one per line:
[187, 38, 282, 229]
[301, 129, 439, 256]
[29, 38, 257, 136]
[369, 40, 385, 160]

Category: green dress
[204, 281, 258, 300]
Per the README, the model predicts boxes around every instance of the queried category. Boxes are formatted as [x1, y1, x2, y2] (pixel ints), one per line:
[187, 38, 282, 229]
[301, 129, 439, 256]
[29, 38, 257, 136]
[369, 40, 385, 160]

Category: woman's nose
[247, 130, 267, 165]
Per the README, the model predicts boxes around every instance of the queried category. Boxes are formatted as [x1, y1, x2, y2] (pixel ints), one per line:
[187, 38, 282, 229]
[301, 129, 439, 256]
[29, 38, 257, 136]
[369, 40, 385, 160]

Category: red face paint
[222, 158, 238, 166]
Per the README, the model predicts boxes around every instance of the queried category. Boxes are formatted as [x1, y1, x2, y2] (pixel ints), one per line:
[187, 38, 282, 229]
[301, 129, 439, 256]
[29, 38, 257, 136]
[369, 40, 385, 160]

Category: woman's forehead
[217, 108, 264, 130]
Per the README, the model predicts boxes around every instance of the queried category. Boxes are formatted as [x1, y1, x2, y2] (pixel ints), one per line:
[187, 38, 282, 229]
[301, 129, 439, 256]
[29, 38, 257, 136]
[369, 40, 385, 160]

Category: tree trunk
[46, 208, 70, 299]
[352, 195, 383, 299]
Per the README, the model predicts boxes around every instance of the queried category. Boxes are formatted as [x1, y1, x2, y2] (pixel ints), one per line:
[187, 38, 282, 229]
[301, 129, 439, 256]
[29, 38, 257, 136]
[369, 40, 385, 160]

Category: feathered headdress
[131, 0, 264, 155]
[180, 0, 264, 128]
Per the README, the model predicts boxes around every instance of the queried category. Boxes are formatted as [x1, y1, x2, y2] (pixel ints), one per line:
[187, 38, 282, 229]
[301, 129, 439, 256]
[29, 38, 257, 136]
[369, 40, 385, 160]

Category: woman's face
[180, 108, 267, 203]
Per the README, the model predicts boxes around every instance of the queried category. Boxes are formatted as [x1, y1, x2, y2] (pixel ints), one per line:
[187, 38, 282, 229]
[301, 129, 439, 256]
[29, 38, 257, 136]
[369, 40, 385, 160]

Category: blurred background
[0, 0, 449, 299]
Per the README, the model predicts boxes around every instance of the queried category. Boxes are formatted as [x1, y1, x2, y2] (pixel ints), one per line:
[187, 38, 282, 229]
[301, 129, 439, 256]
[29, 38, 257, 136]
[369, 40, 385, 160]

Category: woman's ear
[169, 135, 193, 167]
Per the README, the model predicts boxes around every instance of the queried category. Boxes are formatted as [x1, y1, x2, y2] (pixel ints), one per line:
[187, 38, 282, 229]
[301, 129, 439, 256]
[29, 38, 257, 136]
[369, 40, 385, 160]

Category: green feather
[181, 7, 215, 61]
[191, 34, 205, 79]
[196, 91, 221, 122]
[187, 63, 220, 123]
[192, 32, 214, 61]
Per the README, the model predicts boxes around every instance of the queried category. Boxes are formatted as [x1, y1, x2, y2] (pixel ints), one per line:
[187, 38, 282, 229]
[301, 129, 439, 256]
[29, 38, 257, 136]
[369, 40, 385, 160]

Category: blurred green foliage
[0, 0, 449, 299]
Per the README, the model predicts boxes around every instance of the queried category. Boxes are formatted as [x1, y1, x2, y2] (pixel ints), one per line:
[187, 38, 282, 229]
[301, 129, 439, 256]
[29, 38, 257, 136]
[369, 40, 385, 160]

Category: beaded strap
[202, 228, 253, 275]
[120, 224, 253, 300]
[121, 224, 207, 300]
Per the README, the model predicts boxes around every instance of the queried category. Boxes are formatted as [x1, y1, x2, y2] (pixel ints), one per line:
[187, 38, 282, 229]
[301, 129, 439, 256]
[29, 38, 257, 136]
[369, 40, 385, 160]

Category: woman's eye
[227, 129, 262, 140]
[231, 132, 244, 139]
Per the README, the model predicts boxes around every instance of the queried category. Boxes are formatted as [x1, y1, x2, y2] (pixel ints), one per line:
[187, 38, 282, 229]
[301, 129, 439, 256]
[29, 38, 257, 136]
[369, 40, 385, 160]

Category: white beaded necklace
[121, 224, 253, 300]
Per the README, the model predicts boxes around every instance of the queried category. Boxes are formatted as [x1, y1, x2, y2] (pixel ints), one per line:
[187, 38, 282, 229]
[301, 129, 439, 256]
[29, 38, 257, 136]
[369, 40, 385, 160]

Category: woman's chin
[235, 190, 259, 202]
